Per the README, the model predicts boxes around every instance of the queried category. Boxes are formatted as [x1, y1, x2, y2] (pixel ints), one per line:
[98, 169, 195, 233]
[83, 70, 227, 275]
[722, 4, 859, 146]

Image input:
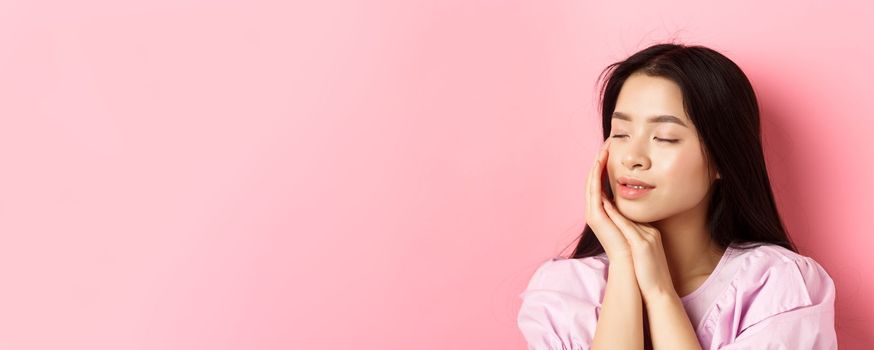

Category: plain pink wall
[0, 0, 871, 349]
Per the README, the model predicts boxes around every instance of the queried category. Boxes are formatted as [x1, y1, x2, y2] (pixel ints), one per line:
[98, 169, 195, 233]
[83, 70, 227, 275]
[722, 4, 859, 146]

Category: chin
[615, 201, 664, 223]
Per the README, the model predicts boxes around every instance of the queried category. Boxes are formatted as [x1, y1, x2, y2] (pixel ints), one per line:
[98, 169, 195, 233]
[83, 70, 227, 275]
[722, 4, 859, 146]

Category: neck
[652, 193, 724, 285]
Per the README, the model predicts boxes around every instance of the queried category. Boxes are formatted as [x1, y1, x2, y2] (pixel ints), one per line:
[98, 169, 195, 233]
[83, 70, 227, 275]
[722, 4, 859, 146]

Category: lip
[617, 176, 655, 200]
[618, 176, 655, 187]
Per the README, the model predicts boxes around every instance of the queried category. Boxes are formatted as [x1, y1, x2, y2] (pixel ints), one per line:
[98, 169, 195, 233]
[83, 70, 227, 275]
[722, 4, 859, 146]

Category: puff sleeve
[718, 256, 837, 349]
[516, 257, 607, 350]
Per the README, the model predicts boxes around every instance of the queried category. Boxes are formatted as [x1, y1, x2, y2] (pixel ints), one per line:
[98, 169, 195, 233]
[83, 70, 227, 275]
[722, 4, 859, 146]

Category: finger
[599, 197, 628, 246]
[590, 139, 610, 198]
[586, 151, 598, 207]
[586, 165, 597, 218]
[636, 222, 660, 240]
[602, 198, 645, 243]
[587, 139, 610, 213]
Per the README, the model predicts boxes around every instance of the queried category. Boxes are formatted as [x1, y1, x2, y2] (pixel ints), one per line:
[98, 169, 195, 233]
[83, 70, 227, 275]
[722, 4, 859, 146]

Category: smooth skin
[587, 138, 643, 350]
[606, 73, 724, 303]
[587, 141, 702, 349]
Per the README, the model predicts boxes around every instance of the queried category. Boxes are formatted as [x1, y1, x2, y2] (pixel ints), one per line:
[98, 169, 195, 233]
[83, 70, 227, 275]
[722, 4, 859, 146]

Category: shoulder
[730, 243, 835, 298]
[710, 243, 836, 338]
[517, 255, 609, 348]
[521, 254, 610, 300]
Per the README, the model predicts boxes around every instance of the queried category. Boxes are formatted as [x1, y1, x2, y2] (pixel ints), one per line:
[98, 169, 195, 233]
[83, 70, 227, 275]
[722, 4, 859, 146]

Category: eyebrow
[612, 112, 688, 128]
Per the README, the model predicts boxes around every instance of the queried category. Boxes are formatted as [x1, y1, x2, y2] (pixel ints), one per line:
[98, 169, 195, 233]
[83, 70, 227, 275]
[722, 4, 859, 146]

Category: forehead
[613, 73, 691, 126]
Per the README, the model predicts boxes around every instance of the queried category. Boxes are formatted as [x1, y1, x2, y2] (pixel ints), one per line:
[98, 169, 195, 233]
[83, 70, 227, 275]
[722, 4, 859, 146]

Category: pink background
[1, 1, 872, 349]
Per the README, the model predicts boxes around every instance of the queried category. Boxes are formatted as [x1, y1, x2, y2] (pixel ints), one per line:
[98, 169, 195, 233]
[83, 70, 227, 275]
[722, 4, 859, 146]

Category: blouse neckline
[680, 245, 734, 303]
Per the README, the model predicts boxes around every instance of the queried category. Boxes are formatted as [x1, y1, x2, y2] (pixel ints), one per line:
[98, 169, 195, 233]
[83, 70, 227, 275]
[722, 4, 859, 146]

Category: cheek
[656, 148, 711, 192]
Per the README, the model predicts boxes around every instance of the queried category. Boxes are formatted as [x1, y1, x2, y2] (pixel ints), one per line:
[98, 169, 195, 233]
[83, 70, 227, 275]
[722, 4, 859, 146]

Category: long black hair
[570, 43, 797, 259]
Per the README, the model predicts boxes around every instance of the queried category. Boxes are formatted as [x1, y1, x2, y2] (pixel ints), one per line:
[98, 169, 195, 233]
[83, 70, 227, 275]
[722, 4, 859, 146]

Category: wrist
[606, 249, 633, 264]
[606, 253, 634, 271]
[644, 288, 680, 307]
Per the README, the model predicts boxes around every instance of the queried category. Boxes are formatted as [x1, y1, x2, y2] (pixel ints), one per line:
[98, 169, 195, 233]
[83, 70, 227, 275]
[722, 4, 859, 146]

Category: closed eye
[655, 137, 679, 143]
[610, 134, 679, 144]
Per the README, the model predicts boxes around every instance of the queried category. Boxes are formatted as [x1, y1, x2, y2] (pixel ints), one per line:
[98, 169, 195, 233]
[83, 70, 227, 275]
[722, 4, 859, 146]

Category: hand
[601, 199, 677, 303]
[584, 138, 631, 260]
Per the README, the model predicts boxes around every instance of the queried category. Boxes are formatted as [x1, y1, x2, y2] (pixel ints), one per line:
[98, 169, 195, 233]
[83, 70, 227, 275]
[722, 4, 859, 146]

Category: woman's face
[606, 72, 719, 223]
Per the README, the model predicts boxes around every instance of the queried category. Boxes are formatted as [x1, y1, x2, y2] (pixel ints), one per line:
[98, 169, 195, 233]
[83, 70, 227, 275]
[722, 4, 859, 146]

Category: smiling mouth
[617, 176, 655, 189]
[617, 183, 654, 200]
[623, 184, 652, 190]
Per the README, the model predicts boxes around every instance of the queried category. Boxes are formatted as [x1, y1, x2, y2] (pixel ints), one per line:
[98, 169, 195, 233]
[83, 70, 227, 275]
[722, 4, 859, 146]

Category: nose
[619, 139, 651, 171]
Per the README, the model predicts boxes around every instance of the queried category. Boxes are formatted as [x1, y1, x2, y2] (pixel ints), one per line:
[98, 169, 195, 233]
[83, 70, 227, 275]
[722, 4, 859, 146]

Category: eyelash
[611, 134, 679, 143]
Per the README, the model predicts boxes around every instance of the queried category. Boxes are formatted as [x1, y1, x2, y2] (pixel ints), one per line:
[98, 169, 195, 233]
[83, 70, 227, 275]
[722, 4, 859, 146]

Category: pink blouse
[517, 243, 837, 349]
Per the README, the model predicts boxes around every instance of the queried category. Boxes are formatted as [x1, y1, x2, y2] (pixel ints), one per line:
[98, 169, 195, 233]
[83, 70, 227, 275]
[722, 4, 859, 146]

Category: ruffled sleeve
[516, 257, 607, 350]
[714, 255, 837, 349]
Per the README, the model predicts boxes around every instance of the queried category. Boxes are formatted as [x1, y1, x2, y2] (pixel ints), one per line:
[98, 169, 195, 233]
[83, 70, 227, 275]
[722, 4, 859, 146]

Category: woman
[517, 43, 837, 349]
